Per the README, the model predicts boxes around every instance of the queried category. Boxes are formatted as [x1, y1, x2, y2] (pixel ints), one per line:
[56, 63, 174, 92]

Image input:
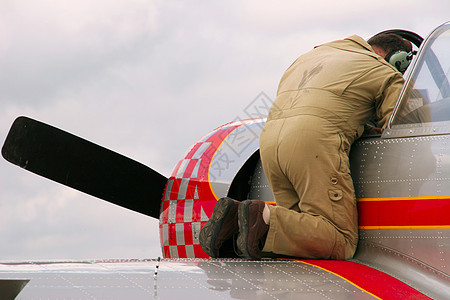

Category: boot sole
[236, 200, 251, 259]
[199, 197, 235, 257]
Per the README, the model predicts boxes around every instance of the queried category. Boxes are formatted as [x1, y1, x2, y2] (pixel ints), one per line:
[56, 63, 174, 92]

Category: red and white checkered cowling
[159, 118, 265, 258]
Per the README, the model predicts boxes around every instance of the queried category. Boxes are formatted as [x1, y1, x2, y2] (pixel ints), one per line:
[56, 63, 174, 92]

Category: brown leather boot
[237, 200, 269, 259]
[199, 197, 240, 258]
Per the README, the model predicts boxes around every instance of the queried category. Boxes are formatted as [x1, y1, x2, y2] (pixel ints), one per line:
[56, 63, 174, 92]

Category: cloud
[0, 0, 159, 106]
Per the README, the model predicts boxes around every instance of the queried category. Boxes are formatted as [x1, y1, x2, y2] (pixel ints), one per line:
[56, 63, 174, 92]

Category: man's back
[269, 35, 404, 142]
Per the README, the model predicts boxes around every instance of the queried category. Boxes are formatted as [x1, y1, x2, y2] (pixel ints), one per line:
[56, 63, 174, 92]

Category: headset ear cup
[386, 50, 411, 73]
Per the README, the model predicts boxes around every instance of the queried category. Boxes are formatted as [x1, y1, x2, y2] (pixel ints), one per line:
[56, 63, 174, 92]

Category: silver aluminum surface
[0, 259, 379, 299]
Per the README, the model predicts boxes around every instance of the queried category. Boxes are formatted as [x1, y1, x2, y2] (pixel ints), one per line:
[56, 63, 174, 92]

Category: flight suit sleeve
[375, 72, 404, 128]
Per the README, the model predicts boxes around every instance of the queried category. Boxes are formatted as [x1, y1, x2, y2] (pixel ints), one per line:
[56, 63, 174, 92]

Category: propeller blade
[2, 116, 167, 219]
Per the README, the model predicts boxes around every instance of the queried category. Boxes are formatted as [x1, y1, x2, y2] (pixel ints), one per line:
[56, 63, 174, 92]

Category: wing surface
[0, 258, 430, 299]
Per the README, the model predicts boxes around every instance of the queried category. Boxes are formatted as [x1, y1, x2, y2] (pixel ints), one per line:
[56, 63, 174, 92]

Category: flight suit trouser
[259, 115, 358, 259]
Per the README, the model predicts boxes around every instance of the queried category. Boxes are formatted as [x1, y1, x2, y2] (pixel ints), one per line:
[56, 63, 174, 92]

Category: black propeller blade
[2, 116, 167, 219]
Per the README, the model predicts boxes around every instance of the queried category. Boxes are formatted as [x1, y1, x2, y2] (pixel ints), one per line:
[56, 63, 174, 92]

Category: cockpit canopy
[388, 22, 450, 137]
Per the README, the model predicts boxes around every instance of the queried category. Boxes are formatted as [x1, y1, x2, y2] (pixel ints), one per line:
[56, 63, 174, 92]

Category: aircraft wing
[0, 258, 431, 299]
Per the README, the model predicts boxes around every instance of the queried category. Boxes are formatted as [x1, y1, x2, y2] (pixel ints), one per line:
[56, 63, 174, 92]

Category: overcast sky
[0, 0, 448, 261]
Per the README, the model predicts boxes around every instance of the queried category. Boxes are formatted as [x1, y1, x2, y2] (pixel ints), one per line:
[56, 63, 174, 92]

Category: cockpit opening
[389, 23, 450, 135]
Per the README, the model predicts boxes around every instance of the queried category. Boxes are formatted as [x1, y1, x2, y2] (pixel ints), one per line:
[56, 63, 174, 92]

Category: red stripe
[185, 142, 203, 159]
[177, 245, 187, 258]
[168, 223, 176, 246]
[163, 246, 170, 258]
[169, 178, 182, 200]
[302, 260, 431, 299]
[193, 242, 205, 258]
[184, 223, 193, 245]
[358, 198, 450, 227]
[185, 179, 197, 200]
[183, 159, 199, 178]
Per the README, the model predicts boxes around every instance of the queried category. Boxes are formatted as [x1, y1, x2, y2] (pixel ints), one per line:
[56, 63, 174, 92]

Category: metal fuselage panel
[350, 135, 449, 275]
[246, 132, 450, 297]
[350, 135, 446, 198]
[247, 133, 449, 269]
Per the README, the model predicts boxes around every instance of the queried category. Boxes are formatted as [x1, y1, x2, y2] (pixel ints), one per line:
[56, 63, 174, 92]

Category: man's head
[368, 33, 413, 73]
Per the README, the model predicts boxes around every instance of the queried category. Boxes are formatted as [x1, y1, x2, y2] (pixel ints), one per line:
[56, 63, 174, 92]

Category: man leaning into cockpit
[200, 32, 412, 259]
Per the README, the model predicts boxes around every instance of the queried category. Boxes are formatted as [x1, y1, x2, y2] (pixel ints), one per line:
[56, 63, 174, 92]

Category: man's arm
[376, 72, 405, 128]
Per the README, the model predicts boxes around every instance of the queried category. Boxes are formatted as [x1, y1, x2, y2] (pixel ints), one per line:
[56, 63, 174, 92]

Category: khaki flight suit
[260, 35, 404, 259]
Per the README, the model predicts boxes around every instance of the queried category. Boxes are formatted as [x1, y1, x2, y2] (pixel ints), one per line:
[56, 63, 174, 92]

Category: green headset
[375, 29, 423, 74]
[385, 50, 414, 73]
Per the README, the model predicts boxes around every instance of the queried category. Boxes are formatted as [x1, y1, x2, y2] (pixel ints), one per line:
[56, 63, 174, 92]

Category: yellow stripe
[264, 201, 276, 205]
[266, 195, 450, 204]
[298, 260, 382, 300]
[357, 195, 450, 202]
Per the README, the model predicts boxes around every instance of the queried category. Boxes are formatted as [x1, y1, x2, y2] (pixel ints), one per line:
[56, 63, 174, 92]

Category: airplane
[0, 21, 449, 299]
